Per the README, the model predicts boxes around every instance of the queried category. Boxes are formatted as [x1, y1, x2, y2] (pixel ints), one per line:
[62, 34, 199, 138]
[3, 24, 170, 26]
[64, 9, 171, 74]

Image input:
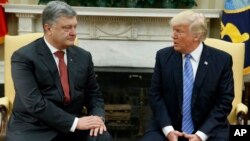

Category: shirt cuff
[195, 130, 208, 141]
[70, 117, 78, 132]
[162, 126, 174, 137]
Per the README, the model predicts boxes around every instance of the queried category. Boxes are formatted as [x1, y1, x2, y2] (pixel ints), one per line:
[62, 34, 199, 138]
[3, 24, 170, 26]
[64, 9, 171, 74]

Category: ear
[193, 33, 202, 42]
[194, 36, 199, 41]
[43, 24, 52, 35]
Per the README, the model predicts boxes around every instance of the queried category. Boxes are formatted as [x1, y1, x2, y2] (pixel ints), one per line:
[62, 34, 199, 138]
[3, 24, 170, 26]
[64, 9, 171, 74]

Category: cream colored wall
[1, 0, 225, 62]
[196, 0, 224, 9]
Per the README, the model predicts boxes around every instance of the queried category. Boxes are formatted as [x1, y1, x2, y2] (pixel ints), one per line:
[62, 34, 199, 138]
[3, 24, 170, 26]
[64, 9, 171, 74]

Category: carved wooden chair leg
[0, 105, 7, 140]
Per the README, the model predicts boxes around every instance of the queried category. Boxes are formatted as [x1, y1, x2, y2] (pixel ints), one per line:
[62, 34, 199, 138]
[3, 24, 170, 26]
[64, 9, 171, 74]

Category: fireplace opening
[95, 67, 153, 140]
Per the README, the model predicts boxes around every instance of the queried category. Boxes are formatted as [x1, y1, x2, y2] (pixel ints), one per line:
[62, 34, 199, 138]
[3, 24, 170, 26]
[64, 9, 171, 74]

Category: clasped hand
[76, 115, 106, 136]
[167, 130, 202, 141]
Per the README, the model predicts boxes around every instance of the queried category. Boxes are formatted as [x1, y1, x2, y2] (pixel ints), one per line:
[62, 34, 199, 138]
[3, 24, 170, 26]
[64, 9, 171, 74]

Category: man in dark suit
[5, 1, 112, 141]
[140, 10, 234, 141]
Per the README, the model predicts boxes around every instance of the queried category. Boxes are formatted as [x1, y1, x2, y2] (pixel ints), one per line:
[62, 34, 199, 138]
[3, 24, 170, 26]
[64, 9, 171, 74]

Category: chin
[173, 46, 180, 50]
[67, 41, 75, 46]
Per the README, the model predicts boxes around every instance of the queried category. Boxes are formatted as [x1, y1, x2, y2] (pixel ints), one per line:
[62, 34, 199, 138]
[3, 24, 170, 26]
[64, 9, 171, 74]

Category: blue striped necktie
[182, 54, 194, 134]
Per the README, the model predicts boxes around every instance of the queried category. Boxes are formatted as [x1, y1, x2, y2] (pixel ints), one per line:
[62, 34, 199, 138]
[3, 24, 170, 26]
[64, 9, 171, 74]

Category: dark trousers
[140, 130, 229, 141]
[51, 130, 112, 141]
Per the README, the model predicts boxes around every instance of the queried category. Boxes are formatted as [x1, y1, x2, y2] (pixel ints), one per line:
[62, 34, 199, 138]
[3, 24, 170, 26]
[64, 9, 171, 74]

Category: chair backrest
[204, 38, 245, 124]
[4, 33, 78, 113]
[4, 33, 44, 112]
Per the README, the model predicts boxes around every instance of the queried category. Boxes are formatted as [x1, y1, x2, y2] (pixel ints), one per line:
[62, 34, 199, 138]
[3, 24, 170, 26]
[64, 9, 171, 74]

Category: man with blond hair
[140, 10, 234, 141]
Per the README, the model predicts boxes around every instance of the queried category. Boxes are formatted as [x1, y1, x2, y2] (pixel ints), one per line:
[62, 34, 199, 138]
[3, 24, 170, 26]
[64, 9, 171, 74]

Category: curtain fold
[0, 0, 8, 44]
[221, 0, 250, 75]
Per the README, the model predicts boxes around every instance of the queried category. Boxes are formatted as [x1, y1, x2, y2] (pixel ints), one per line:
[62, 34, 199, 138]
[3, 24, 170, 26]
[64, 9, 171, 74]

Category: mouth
[68, 37, 76, 42]
[173, 41, 178, 46]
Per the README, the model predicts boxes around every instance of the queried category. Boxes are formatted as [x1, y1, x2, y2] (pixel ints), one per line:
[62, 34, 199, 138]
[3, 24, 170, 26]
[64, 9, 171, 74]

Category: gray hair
[169, 10, 208, 41]
[42, 0, 77, 26]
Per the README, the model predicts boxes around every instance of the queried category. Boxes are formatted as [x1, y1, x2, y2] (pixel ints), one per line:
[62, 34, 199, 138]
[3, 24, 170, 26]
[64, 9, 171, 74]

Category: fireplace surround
[95, 67, 153, 139]
[2, 4, 221, 140]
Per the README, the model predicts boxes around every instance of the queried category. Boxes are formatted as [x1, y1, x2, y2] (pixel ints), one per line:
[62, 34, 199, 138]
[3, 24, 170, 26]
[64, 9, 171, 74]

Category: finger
[103, 124, 107, 131]
[175, 131, 184, 136]
[94, 127, 99, 136]
[183, 133, 192, 139]
[99, 125, 104, 134]
[92, 116, 103, 125]
[93, 116, 102, 122]
[86, 118, 102, 127]
[85, 122, 99, 129]
[89, 129, 94, 136]
[167, 131, 178, 141]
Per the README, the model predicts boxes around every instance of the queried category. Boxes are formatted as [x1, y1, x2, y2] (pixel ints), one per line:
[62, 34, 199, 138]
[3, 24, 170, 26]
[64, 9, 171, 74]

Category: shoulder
[69, 45, 91, 55]
[12, 38, 44, 60]
[67, 45, 93, 61]
[69, 45, 91, 56]
[157, 46, 175, 56]
[203, 44, 233, 67]
[15, 37, 43, 53]
[204, 44, 232, 59]
[155, 46, 177, 62]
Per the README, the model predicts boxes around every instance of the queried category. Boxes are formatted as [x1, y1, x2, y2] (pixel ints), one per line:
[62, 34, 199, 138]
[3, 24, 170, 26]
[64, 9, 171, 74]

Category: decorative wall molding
[78, 16, 170, 41]
[16, 13, 37, 34]
[3, 4, 222, 69]
[4, 4, 221, 18]
[4, 4, 221, 40]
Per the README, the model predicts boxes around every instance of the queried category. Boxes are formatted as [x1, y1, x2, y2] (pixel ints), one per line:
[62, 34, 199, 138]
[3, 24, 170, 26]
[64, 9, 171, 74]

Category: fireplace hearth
[95, 67, 153, 140]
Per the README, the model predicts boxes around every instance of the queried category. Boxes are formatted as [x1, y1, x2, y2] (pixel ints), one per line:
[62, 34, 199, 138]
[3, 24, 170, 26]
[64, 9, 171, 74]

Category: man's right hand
[167, 130, 184, 141]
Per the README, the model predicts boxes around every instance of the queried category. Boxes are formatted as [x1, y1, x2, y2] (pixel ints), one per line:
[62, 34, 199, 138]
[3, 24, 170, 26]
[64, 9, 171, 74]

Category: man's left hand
[183, 133, 202, 141]
[89, 116, 107, 136]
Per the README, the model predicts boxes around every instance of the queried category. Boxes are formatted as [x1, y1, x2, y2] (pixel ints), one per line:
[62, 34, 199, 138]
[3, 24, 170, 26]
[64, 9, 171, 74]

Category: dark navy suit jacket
[147, 43, 234, 140]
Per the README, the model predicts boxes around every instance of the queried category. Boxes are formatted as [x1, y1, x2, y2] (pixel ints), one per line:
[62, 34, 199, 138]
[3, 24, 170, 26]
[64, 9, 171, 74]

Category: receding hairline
[42, 1, 77, 25]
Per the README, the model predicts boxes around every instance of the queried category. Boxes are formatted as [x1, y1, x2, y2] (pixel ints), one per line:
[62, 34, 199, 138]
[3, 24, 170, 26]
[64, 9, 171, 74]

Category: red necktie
[54, 51, 71, 104]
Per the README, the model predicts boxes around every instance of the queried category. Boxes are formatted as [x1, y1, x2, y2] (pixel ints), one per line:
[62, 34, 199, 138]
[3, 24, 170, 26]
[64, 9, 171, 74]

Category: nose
[171, 32, 177, 39]
[70, 27, 77, 35]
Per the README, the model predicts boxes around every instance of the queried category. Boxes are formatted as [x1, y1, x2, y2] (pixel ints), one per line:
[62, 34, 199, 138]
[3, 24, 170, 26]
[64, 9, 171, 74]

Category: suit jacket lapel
[173, 51, 183, 111]
[37, 38, 64, 99]
[192, 44, 210, 106]
[66, 47, 78, 100]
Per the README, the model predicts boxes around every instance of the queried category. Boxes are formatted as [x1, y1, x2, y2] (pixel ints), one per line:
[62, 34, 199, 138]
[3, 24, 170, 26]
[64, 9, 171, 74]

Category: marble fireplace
[2, 4, 221, 138]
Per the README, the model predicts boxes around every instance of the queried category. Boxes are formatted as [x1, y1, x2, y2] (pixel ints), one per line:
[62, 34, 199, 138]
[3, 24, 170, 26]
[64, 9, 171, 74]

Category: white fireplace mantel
[4, 4, 221, 18]
[3, 4, 222, 70]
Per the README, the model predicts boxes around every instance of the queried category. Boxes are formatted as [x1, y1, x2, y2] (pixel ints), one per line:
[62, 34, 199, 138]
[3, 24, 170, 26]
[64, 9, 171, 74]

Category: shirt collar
[190, 42, 203, 62]
[44, 37, 66, 54]
[183, 42, 203, 62]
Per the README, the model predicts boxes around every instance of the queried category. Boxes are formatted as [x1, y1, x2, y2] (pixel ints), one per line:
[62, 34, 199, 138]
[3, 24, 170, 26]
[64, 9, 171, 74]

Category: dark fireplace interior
[95, 67, 153, 140]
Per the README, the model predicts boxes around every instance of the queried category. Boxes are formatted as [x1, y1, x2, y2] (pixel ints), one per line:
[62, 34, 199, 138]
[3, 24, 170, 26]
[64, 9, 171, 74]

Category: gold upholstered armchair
[0, 33, 78, 138]
[204, 38, 248, 125]
[0, 33, 44, 138]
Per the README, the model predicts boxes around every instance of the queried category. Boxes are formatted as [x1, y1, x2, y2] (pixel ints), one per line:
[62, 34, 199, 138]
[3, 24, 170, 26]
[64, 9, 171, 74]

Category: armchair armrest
[235, 103, 248, 125]
[0, 97, 10, 138]
[0, 97, 10, 113]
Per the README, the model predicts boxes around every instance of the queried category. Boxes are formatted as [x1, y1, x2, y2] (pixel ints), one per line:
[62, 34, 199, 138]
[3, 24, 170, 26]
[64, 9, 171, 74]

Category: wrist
[100, 116, 105, 123]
